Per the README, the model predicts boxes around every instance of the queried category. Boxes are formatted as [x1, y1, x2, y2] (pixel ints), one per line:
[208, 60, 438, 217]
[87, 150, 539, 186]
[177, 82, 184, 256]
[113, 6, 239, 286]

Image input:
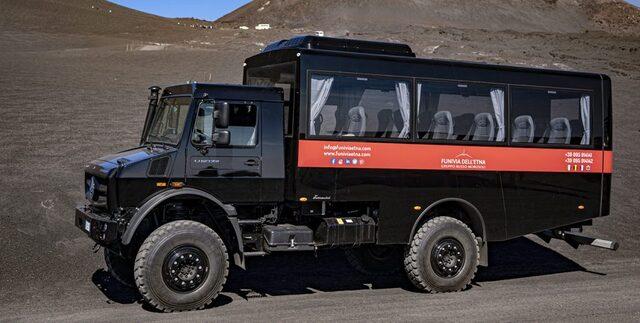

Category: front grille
[85, 174, 108, 208]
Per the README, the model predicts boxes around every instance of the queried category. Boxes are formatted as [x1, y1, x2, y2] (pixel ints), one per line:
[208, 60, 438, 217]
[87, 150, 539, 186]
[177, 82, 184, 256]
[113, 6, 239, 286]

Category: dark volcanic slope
[1, 0, 193, 41]
[217, 0, 640, 34]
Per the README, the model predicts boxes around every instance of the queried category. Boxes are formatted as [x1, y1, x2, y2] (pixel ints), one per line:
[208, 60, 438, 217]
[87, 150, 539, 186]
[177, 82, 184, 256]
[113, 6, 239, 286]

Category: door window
[192, 101, 258, 147]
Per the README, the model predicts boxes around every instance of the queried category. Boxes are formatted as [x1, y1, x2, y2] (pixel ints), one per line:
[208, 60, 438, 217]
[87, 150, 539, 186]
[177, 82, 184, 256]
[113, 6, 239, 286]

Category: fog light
[299, 197, 308, 202]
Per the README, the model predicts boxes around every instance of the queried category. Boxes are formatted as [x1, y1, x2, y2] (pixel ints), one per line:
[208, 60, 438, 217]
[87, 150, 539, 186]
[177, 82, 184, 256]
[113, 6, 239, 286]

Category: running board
[536, 230, 619, 251]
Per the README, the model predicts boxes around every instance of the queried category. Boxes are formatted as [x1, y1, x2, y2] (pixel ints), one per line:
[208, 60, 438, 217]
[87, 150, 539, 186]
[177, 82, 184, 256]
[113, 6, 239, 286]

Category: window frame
[305, 70, 415, 142]
[414, 78, 508, 147]
[508, 85, 594, 149]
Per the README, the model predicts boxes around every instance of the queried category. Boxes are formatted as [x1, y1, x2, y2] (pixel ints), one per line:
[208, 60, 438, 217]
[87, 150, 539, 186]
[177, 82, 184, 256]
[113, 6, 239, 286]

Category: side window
[510, 88, 591, 145]
[417, 81, 505, 142]
[192, 101, 258, 147]
[309, 74, 412, 139]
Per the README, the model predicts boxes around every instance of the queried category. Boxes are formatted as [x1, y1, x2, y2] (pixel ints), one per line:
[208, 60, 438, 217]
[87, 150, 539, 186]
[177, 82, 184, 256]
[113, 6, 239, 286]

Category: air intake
[148, 157, 169, 176]
[263, 36, 415, 57]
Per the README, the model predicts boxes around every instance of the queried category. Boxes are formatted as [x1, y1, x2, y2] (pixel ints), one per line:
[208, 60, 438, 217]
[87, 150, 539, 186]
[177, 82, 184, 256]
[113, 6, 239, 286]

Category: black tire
[404, 216, 479, 293]
[104, 248, 135, 287]
[134, 220, 229, 312]
[344, 245, 403, 276]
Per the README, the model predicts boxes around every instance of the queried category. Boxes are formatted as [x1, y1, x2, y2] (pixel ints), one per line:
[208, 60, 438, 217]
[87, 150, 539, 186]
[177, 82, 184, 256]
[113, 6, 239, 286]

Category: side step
[537, 229, 619, 251]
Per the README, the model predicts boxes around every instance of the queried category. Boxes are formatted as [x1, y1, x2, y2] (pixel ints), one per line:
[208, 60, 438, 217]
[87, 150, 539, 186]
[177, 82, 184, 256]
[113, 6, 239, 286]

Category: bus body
[75, 36, 615, 312]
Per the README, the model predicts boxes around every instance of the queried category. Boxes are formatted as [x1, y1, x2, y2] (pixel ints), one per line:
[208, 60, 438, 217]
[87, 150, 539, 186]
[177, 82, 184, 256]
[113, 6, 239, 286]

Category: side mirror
[214, 102, 230, 128]
[212, 130, 230, 146]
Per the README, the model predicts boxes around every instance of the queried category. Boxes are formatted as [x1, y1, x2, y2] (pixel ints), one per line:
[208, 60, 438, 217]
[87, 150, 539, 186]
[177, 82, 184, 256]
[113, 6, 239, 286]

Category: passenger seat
[544, 117, 572, 144]
[511, 115, 535, 143]
[425, 111, 454, 140]
[341, 106, 367, 137]
[465, 113, 495, 141]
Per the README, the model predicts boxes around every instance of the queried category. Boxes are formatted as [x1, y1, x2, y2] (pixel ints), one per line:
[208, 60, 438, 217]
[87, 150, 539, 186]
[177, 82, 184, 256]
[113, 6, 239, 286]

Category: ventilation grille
[148, 157, 169, 176]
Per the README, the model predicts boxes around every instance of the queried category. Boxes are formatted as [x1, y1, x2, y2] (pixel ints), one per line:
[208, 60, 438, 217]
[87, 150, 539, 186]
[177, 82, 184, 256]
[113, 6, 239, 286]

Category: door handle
[244, 159, 260, 166]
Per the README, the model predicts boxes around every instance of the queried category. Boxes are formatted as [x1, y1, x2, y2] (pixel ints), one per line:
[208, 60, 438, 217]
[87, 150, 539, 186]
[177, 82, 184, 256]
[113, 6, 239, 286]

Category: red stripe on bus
[297, 140, 613, 174]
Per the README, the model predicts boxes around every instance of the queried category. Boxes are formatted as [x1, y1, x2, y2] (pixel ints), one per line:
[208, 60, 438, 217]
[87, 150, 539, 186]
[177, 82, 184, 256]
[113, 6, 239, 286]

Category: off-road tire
[104, 248, 135, 287]
[134, 220, 229, 312]
[345, 245, 404, 276]
[404, 216, 479, 293]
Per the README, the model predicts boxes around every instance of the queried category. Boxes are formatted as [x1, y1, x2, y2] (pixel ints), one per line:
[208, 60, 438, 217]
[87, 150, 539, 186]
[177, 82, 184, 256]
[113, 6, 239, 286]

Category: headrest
[514, 115, 534, 129]
[550, 117, 570, 131]
[434, 111, 452, 125]
[475, 113, 492, 127]
[348, 107, 364, 122]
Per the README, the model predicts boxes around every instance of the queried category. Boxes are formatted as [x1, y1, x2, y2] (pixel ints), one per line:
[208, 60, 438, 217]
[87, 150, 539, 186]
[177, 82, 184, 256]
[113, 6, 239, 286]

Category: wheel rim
[430, 238, 465, 278]
[162, 245, 209, 292]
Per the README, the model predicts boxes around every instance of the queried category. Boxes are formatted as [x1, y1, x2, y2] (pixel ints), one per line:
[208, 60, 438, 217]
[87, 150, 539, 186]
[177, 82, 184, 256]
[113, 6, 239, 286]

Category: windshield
[145, 96, 191, 146]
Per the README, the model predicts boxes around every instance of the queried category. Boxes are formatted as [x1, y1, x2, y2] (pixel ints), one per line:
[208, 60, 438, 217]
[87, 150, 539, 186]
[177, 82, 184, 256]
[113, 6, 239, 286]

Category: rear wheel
[404, 216, 479, 293]
[345, 245, 403, 276]
[134, 220, 228, 312]
[104, 248, 135, 287]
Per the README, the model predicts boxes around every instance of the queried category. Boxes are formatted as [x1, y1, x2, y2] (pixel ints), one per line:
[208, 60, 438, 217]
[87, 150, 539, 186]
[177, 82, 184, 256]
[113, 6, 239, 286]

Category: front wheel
[134, 220, 229, 312]
[404, 216, 479, 293]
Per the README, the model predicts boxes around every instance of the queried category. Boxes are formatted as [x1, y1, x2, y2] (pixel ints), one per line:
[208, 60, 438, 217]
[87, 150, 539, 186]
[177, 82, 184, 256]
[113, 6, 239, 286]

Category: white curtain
[490, 88, 505, 141]
[395, 82, 411, 138]
[309, 76, 334, 135]
[580, 95, 591, 145]
[417, 83, 422, 112]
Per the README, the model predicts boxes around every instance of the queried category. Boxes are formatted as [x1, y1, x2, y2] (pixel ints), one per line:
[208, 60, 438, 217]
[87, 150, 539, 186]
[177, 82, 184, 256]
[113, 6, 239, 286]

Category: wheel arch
[410, 198, 488, 266]
[121, 188, 243, 265]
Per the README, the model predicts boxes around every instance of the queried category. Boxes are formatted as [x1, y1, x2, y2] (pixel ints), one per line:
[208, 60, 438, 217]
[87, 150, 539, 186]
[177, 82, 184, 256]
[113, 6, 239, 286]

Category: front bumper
[75, 205, 120, 245]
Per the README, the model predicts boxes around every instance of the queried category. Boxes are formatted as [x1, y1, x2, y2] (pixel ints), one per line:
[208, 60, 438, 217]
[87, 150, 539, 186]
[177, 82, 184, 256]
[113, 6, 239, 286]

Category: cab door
[186, 100, 262, 203]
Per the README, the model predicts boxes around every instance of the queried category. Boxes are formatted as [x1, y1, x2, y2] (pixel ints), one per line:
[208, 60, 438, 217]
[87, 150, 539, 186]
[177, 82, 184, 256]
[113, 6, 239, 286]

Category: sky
[108, 0, 253, 21]
[109, 0, 640, 22]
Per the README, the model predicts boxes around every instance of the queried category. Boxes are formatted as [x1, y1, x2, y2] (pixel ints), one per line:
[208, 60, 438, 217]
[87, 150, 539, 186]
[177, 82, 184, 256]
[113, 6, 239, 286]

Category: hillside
[0, 0, 193, 41]
[217, 0, 640, 34]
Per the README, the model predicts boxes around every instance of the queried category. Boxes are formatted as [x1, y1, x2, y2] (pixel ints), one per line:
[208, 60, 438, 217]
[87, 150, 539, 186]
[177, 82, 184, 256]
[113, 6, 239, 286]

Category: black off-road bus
[76, 36, 616, 312]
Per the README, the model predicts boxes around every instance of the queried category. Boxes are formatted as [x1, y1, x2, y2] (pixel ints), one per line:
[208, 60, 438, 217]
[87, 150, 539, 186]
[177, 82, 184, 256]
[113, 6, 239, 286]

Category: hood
[87, 146, 177, 177]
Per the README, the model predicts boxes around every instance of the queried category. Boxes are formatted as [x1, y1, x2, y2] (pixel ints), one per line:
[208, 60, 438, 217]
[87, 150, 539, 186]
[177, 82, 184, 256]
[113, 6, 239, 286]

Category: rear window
[510, 87, 591, 146]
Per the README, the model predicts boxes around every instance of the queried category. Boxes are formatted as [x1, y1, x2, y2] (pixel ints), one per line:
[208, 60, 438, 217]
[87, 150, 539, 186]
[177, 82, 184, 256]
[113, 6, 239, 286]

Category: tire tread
[134, 220, 229, 312]
[403, 216, 479, 293]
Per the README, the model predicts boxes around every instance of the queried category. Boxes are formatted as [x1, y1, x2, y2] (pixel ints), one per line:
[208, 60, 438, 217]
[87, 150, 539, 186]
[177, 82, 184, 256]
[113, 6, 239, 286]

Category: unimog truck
[76, 36, 617, 312]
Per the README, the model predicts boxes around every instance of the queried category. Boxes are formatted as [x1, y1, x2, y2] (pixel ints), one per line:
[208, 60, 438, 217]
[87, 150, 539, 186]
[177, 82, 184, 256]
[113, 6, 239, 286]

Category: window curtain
[490, 88, 505, 141]
[395, 82, 411, 138]
[580, 95, 591, 145]
[309, 76, 334, 135]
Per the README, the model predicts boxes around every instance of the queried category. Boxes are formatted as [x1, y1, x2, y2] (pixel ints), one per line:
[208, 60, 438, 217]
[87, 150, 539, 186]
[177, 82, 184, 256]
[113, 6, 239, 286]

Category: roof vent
[263, 36, 415, 57]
